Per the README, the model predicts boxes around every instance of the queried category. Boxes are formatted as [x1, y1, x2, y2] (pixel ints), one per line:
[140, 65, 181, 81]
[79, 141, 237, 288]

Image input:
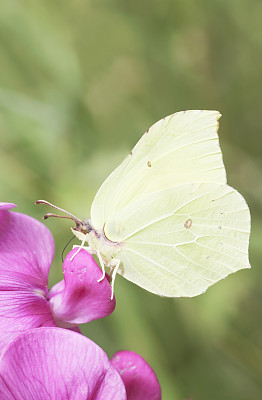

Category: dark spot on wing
[147, 161, 152, 167]
[218, 226, 222, 229]
[184, 219, 192, 229]
[130, 151, 133, 156]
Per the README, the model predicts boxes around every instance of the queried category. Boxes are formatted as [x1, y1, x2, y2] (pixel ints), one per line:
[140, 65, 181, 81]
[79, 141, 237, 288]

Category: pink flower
[0, 328, 161, 399]
[0, 203, 115, 353]
[111, 351, 161, 400]
[0, 328, 126, 400]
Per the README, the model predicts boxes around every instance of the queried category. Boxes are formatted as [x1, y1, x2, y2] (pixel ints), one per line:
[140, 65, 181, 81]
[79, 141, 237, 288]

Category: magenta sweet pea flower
[0, 328, 127, 400]
[111, 351, 161, 400]
[0, 203, 115, 352]
[0, 328, 161, 400]
[49, 248, 115, 326]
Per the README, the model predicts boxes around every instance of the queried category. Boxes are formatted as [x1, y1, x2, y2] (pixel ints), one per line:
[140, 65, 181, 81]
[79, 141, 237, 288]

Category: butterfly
[37, 110, 251, 299]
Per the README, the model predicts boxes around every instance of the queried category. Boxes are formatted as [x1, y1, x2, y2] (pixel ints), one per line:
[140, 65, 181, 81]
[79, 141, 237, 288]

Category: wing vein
[120, 189, 213, 241]
[193, 241, 245, 264]
[125, 247, 208, 287]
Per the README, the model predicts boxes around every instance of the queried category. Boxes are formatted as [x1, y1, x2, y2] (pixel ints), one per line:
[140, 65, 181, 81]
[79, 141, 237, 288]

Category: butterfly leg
[97, 250, 106, 282]
[70, 235, 89, 261]
[72, 245, 91, 253]
[110, 259, 120, 300]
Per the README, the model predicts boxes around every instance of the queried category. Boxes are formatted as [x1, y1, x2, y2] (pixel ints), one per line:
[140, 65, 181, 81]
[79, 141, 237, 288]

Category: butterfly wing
[91, 110, 226, 230]
[104, 183, 250, 297]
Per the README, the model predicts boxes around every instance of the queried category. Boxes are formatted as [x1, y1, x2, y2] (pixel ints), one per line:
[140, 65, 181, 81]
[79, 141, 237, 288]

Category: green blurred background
[0, 0, 261, 398]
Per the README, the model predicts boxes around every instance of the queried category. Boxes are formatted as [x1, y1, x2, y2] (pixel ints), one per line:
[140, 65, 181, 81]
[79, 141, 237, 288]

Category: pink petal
[0, 206, 56, 351]
[0, 203, 17, 211]
[0, 290, 56, 353]
[111, 351, 161, 400]
[49, 249, 115, 325]
[0, 207, 55, 286]
[0, 328, 127, 400]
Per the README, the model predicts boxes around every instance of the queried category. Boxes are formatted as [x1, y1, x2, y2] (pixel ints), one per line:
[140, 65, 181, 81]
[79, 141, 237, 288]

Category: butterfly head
[71, 218, 93, 242]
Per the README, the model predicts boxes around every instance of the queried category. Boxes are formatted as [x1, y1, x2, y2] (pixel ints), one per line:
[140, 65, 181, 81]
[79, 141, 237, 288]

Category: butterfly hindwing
[104, 183, 250, 297]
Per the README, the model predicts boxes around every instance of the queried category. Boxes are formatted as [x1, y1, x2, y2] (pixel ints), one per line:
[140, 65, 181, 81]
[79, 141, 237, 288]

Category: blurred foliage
[0, 0, 262, 398]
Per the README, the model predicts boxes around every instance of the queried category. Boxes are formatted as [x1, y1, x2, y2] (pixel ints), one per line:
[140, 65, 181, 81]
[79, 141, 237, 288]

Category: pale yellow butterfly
[37, 110, 251, 298]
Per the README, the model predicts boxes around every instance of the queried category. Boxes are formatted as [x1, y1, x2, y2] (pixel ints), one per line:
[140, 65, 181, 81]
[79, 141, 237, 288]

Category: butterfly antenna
[35, 200, 82, 229]
[61, 236, 76, 262]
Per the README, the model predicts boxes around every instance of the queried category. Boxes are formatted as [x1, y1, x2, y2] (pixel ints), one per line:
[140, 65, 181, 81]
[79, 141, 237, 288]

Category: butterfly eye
[81, 227, 88, 234]
[79, 221, 93, 235]
[81, 225, 89, 235]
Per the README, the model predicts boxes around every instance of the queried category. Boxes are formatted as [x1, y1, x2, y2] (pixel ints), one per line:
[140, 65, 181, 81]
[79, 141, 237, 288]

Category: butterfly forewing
[91, 110, 226, 230]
